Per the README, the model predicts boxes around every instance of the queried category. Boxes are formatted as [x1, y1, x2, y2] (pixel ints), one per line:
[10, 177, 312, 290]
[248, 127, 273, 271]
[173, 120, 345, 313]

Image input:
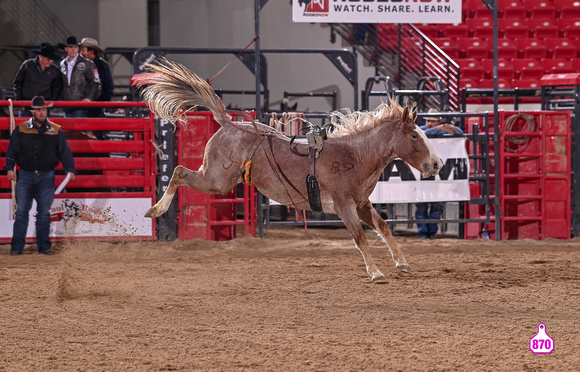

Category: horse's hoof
[396, 263, 411, 273]
[372, 275, 388, 284]
[144, 208, 158, 218]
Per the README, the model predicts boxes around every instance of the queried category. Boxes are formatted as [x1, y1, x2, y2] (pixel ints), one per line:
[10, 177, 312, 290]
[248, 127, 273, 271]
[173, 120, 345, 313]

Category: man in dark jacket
[59, 35, 101, 117]
[12, 42, 63, 116]
[4, 96, 77, 255]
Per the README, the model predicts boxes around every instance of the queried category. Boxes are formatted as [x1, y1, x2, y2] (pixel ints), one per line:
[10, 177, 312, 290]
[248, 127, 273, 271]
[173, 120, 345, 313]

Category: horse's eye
[411, 133, 418, 139]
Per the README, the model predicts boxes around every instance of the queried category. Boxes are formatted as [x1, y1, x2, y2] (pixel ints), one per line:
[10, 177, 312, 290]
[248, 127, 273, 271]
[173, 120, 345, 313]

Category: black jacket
[60, 54, 101, 101]
[12, 57, 63, 100]
[3, 119, 76, 174]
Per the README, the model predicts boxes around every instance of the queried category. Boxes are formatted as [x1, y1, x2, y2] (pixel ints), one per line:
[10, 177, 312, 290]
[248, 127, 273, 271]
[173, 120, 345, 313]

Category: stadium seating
[440, 23, 470, 38]
[527, 18, 559, 39]
[543, 37, 577, 58]
[512, 79, 541, 89]
[541, 58, 574, 74]
[556, 18, 580, 39]
[554, 0, 580, 19]
[497, 38, 519, 59]
[500, 18, 529, 39]
[467, 18, 494, 39]
[482, 58, 516, 80]
[467, 0, 492, 19]
[514, 38, 548, 59]
[457, 38, 489, 59]
[479, 79, 512, 89]
[457, 59, 485, 81]
[431, 37, 460, 59]
[512, 58, 545, 80]
[498, 0, 527, 19]
[523, 0, 557, 19]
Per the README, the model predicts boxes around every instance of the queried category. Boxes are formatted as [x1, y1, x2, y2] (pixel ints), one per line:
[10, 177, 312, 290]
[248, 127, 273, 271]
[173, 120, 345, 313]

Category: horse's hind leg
[145, 165, 236, 218]
[334, 199, 387, 283]
[357, 201, 410, 273]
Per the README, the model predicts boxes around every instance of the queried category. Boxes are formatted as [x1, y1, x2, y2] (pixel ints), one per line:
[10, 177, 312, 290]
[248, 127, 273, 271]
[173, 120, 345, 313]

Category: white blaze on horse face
[415, 127, 443, 177]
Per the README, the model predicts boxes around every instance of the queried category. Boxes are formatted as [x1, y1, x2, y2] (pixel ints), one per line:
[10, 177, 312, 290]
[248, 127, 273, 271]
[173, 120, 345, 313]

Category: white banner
[0, 198, 154, 239]
[293, 0, 462, 24]
[370, 137, 470, 203]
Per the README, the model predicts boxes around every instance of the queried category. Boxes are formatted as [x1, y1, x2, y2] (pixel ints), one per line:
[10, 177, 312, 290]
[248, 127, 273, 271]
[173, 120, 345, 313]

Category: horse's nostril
[434, 162, 439, 169]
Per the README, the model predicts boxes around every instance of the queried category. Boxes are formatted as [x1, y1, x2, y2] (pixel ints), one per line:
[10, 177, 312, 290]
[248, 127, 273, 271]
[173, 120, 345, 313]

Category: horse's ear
[402, 106, 409, 122]
[412, 107, 417, 122]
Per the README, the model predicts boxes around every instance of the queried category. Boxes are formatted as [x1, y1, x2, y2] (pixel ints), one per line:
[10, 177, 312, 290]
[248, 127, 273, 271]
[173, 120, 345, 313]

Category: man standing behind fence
[4, 96, 77, 255]
[12, 42, 63, 116]
[59, 35, 101, 117]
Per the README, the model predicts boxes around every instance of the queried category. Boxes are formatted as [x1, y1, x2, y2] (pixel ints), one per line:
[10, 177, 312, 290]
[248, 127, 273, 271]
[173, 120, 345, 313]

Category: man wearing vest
[4, 96, 77, 255]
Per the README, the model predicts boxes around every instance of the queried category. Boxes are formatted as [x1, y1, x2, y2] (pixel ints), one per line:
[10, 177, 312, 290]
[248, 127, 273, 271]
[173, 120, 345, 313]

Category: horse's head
[395, 107, 443, 178]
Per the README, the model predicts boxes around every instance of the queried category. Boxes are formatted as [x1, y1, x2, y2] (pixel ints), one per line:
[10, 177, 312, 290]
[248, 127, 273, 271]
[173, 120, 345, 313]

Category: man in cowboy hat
[416, 109, 464, 239]
[4, 96, 77, 255]
[420, 108, 464, 135]
[80, 37, 114, 130]
[59, 35, 101, 117]
[12, 42, 63, 115]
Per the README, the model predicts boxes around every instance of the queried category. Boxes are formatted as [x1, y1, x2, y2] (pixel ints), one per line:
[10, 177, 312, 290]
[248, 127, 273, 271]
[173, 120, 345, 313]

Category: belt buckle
[33, 170, 42, 176]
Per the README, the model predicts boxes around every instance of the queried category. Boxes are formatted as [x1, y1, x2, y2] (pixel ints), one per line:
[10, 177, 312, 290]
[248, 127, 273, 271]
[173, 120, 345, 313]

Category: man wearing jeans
[4, 96, 76, 255]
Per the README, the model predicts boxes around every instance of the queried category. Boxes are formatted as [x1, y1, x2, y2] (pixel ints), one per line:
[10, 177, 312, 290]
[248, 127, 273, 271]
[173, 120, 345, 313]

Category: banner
[293, 0, 463, 24]
[370, 137, 470, 203]
[0, 198, 154, 240]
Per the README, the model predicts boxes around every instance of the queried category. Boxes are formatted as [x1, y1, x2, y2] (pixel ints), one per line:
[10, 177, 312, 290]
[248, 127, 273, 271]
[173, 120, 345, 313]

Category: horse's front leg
[357, 200, 410, 272]
[335, 199, 387, 283]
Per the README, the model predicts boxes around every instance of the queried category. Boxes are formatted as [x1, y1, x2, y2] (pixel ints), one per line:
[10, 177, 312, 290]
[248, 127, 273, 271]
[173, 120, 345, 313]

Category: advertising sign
[0, 198, 154, 240]
[293, 0, 463, 24]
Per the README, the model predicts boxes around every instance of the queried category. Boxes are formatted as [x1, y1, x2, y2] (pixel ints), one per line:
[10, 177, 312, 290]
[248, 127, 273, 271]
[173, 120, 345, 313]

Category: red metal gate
[176, 112, 257, 241]
[464, 110, 572, 239]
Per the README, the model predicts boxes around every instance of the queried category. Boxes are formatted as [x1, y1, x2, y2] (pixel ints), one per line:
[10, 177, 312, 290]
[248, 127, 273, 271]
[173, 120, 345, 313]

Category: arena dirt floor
[1, 226, 579, 371]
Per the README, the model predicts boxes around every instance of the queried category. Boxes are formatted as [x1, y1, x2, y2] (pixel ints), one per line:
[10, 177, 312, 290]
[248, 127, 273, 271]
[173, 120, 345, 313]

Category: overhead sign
[370, 137, 470, 203]
[293, 0, 463, 24]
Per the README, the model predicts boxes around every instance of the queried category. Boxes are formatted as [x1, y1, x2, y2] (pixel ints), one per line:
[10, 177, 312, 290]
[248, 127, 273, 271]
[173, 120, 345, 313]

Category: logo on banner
[299, 0, 329, 17]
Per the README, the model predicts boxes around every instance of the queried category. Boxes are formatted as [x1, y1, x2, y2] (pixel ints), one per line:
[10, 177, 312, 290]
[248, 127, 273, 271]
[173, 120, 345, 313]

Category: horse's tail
[133, 58, 232, 126]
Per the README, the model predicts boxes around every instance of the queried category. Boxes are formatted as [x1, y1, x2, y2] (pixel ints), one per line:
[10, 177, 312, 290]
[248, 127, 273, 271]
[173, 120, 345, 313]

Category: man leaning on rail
[4, 96, 77, 255]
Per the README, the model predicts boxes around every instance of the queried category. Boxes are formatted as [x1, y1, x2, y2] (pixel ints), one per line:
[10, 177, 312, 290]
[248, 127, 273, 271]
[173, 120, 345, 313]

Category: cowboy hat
[424, 108, 444, 122]
[29, 96, 54, 109]
[33, 42, 61, 61]
[80, 37, 105, 55]
[63, 35, 79, 47]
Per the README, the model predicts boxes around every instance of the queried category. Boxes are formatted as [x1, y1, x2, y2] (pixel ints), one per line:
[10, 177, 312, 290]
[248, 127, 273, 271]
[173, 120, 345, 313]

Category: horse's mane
[327, 98, 405, 139]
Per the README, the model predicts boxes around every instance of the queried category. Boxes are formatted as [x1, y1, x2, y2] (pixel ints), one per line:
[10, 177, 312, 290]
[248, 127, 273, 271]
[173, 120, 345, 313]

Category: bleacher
[417, 0, 580, 91]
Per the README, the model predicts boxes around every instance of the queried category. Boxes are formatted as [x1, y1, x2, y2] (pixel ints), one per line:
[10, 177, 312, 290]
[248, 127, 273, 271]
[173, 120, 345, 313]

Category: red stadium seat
[460, 78, 477, 90]
[527, 19, 559, 39]
[467, 0, 492, 18]
[543, 37, 577, 58]
[541, 58, 574, 74]
[522, 0, 557, 19]
[482, 58, 516, 80]
[514, 38, 548, 59]
[513, 79, 541, 89]
[500, 18, 529, 39]
[512, 58, 545, 79]
[570, 58, 580, 71]
[556, 18, 580, 39]
[497, 38, 519, 59]
[458, 59, 485, 81]
[467, 18, 494, 39]
[554, 0, 580, 19]
[499, 0, 527, 19]
[440, 23, 470, 38]
[457, 38, 490, 59]
[479, 79, 512, 89]
[416, 24, 441, 39]
[431, 37, 460, 59]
